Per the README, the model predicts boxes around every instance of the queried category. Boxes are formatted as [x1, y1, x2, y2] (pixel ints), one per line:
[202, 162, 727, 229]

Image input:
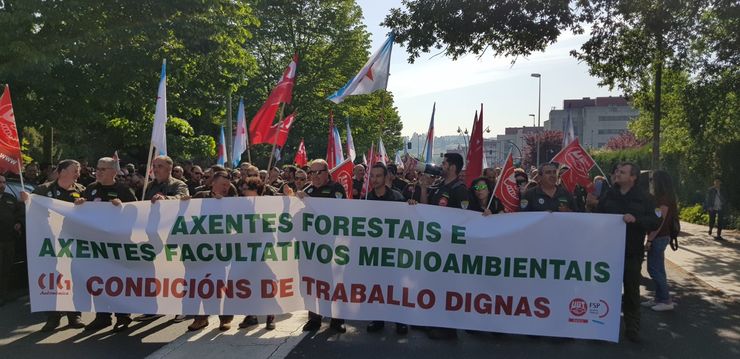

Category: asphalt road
[1, 259, 737, 359]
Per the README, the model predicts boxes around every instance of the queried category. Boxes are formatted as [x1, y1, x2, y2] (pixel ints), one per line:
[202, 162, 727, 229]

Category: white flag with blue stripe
[232, 98, 248, 167]
[150, 59, 167, 156]
[328, 34, 394, 104]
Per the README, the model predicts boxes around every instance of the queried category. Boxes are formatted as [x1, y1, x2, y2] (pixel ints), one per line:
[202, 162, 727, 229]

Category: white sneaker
[651, 302, 675, 311]
[640, 300, 656, 307]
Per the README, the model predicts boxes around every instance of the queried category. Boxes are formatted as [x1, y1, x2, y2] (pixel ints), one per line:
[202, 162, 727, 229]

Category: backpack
[669, 215, 681, 251]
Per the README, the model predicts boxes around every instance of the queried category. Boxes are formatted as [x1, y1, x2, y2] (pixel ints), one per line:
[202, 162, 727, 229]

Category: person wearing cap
[185, 170, 236, 332]
[296, 159, 347, 333]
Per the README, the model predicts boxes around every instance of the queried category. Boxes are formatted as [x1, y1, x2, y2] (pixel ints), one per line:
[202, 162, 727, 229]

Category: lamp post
[506, 140, 523, 166]
[531, 73, 541, 167]
[457, 126, 469, 157]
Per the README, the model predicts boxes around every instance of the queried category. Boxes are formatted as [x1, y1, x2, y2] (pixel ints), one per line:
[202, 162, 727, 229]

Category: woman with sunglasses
[235, 177, 277, 330]
[186, 170, 236, 331]
[467, 177, 502, 216]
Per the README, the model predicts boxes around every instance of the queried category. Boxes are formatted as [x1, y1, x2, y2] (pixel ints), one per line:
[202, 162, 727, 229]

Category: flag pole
[364, 142, 375, 200]
[141, 143, 155, 200]
[265, 103, 285, 174]
[17, 160, 25, 190]
[487, 149, 512, 210]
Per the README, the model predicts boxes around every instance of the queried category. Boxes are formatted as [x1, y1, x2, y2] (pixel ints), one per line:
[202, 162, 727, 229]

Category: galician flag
[217, 125, 227, 166]
[150, 59, 168, 156]
[232, 98, 248, 167]
[346, 120, 356, 161]
[332, 124, 344, 166]
[327, 34, 394, 104]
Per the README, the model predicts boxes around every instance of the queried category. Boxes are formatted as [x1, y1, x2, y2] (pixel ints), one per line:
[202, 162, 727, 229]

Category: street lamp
[457, 126, 470, 157]
[528, 114, 535, 127]
[531, 73, 542, 167]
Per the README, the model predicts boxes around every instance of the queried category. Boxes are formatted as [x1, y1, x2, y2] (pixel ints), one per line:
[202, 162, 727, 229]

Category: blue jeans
[647, 236, 671, 303]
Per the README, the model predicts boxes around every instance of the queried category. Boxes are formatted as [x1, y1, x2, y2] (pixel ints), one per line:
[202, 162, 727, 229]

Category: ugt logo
[38, 272, 72, 293]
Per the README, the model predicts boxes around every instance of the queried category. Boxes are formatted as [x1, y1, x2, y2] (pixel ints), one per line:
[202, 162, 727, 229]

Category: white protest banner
[25, 194, 625, 342]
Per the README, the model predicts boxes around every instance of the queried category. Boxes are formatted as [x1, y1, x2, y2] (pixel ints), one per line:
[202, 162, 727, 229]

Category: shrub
[679, 204, 709, 225]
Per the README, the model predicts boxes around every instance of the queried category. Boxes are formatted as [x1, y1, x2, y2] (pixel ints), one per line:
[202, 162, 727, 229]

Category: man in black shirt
[76, 157, 137, 332]
[298, 159, 346, 332]
[187, 170, 236, 331]
[0, 175, 23, 305]
[29, 159, 87, 331]
[418, 153, 468, 210]
[521, 162, 576, 212]
[187, 165, 204, 195]
[387, 164, 409, 193]
[364, 163, 408, 335]
[414, 153, 467, 340]
[593, 162, 660, 343]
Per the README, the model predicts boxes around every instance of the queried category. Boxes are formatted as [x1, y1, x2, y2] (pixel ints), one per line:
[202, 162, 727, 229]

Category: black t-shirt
[352, 178, 364, 198]
[429, 178, 468, 208]
[83, 182, 137, 203]
[305, 180, 346, 199]
[402, 183, 422, 202]
[391, 177, 409, 193]
[0, 193, 23, 238]
[521, 185, 577, 212]
[33, 181, 86, 203]
[367, 186, 405, 202]
[193, 190, 235, 199]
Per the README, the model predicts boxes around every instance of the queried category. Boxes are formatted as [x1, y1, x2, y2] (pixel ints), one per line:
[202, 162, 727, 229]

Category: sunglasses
[308, 169, 327, 175]
[473, 183, 488, 191]
[295, 177, 307, 180]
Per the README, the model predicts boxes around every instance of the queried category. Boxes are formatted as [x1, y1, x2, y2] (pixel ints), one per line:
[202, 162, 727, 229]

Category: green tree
[240, 0, 403, 168]
[383, 0, 735, 170]
[0, 0, 258, 165]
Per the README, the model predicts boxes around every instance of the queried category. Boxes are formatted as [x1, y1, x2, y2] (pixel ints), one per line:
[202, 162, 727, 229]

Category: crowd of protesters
[0, 150, 727, 343]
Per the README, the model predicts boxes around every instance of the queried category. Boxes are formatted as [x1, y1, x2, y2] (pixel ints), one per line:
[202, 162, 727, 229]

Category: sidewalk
[665, 221, 740, 300]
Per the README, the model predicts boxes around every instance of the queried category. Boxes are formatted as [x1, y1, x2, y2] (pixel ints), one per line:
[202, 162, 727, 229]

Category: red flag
[294, 138, 307, 167]
[0, 85, 22, 174]
[330, 158, 354, 200]
[492, 151, 520, 213]
[551, 138, 595, 193]
[326, 113, 336, 169]
[465, 105, 483, 186]
[250, 54, 298, 144]
[263, 112, 296, 147]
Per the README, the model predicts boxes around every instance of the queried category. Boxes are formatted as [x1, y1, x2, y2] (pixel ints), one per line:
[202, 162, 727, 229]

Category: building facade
[545, 97, 639, 149]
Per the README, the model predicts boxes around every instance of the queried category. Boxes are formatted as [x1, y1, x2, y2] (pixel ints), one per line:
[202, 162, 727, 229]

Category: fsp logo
[38, 272, 72, 291]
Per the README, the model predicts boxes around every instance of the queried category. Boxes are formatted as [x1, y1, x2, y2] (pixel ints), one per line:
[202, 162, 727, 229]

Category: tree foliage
[240, 0, 403, 168]
[521, 130, 563, 168]
[604, 131, 645, 150]
[0, 0, 259, 165]
[382, 0, 589, 63]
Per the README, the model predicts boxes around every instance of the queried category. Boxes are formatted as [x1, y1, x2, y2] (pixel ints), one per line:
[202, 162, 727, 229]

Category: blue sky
[356, 0, 621, 137]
